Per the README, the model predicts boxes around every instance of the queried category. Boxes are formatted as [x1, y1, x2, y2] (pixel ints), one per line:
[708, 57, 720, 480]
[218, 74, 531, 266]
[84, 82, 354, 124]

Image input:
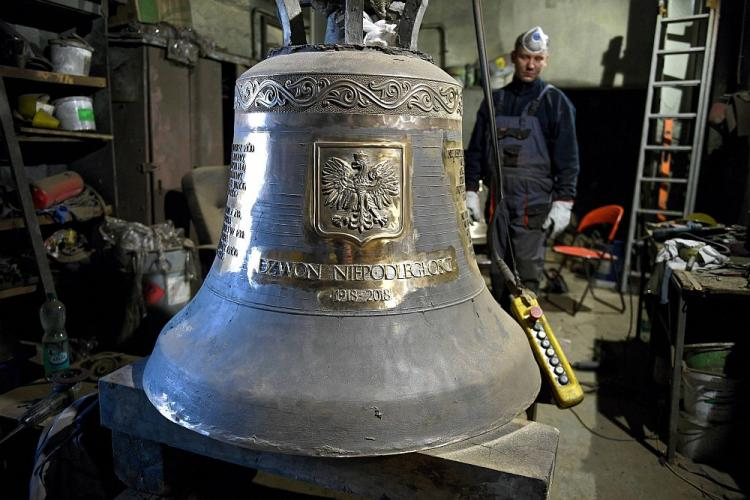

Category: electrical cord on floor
[652, 433, 729, 500]
[676, 462, 744, 494]
[579, 380, 598, 394]
[569, 407, 735, 498]
[568, 407, 658, 442]
[661, 459, 724, 500]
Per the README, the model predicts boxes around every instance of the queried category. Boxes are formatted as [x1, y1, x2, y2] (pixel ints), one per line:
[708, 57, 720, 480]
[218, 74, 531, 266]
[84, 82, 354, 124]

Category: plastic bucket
[53, 96, 96, 131]
[142, 248, 196, 316]
[50, 39, 92, 76]
[684, 343, 733, 374]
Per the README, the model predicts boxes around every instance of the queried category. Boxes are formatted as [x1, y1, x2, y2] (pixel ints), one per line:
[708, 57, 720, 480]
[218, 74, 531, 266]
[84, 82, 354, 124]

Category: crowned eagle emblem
[321, 152, 400, 234]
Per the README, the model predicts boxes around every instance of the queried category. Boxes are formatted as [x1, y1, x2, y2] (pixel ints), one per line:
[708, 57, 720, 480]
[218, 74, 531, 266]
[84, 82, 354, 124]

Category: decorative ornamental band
[234, 75, 462, 118]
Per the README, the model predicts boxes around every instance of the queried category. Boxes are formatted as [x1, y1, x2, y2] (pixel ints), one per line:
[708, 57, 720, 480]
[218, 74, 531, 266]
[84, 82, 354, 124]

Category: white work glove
[543, 200, 573, 237]
[465, 190, 482, 222]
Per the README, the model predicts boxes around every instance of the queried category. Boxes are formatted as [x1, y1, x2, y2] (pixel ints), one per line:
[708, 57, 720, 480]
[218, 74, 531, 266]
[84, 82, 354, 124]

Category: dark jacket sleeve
[548, 90, 579, 201]
[465, 98, 490, 192]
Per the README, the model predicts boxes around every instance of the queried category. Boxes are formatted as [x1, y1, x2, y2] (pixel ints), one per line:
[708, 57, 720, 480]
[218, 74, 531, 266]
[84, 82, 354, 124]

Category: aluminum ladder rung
[640, 177, 689, 183]
[660, 13, 710, 23]
[653, 80, 702, 87]
[648, 112, 697, 119]
[636, 208, 684, 216]
[644, 145, 692, 151]
[657, 47, 705, 55]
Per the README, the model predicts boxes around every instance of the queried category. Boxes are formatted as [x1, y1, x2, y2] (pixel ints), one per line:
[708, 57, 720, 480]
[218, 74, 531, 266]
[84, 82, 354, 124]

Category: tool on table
[0, 367, 86, 446]
[472, 0, 582, 409]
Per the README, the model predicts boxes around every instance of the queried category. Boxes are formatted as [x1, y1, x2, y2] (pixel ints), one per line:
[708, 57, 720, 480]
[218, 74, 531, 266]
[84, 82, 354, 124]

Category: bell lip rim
[145, 377, 537, 458]
[142, 353, 542, 458]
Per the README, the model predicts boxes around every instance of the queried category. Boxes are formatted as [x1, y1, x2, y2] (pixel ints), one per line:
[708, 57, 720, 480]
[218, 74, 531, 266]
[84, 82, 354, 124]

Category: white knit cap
[520, 26, 549, 53]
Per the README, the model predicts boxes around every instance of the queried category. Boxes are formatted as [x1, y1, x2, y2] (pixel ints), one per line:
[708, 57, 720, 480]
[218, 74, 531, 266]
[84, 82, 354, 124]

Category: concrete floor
[536, 267, 742, 500]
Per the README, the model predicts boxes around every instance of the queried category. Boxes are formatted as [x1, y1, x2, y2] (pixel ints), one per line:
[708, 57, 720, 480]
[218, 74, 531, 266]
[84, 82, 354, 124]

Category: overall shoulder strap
[525, 84, 554, 117]
[492, 89, 505, 116]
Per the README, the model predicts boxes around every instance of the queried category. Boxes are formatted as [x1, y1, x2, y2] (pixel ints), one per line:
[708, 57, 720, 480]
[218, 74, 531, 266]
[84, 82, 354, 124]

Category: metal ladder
[621, 2, 721, 290]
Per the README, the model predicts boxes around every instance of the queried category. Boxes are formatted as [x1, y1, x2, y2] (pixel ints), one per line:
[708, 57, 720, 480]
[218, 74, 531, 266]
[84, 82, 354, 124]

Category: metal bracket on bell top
[396, 0, 429, 51]
[275, 0, 308, 46]
[275, 0, 429, 50]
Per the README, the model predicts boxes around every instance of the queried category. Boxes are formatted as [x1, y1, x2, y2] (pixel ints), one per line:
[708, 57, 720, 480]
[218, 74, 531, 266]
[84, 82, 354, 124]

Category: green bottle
[40, 293, 70, 377]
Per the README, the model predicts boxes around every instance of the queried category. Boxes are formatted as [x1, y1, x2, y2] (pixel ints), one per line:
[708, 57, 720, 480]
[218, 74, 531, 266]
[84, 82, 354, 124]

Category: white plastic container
[677, 411, 733, 463]
[682, 366, 739, 423]
[53, 96, 96, 131]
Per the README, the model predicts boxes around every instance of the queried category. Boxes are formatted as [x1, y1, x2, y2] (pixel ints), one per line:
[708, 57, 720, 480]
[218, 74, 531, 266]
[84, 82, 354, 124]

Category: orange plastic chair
[546, 205, 626, 315]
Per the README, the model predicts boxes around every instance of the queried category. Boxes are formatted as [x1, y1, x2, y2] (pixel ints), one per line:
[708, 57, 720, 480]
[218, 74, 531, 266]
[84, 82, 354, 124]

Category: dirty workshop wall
[422, 0, 655, 88]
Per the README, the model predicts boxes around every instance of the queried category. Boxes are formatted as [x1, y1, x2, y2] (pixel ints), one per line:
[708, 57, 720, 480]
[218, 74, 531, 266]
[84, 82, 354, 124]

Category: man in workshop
[465, 26, 580, 298]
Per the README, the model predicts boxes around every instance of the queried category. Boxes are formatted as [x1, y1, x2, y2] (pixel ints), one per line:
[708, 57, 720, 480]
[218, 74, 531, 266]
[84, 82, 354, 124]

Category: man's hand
[466, 190, 482, 222]
[543, 200, 573, 237]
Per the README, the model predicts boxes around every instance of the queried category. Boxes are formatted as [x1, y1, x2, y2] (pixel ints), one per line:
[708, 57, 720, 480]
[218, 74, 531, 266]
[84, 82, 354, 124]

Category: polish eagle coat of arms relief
[314, 145, 405, 244]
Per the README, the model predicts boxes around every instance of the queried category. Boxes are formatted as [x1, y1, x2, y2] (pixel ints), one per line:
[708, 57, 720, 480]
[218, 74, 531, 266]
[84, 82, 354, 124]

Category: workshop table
[666, 267, 750, 462]
[99, 360, 560, 499]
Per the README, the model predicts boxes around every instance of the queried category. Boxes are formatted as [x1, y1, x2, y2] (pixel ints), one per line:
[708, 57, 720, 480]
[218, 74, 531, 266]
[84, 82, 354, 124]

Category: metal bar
[667, 281, 687, 463]
[656, 47, 705, 55]
[685, 3, 721, 214]
[636, 208, 683, 215]
[643, 145, 692, 151]
[635, 241, 647, 341]
[397, 0, 428, 50]
[653, 80, 702, 87]
[0, 78, 56, 297]
[421, 24, 447, 69]
[640, 177, 689, 183]
[622, 12, 663, 293]
[648, 112, 697, 119]
[472, 0, 503, 201]
[660, 13, 710, 23]
[344, 0, 364, 44]
[275, 0, 306, 46]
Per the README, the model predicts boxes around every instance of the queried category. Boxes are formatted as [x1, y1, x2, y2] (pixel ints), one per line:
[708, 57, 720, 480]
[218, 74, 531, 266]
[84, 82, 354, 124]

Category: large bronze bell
[143, 0, 540, 457]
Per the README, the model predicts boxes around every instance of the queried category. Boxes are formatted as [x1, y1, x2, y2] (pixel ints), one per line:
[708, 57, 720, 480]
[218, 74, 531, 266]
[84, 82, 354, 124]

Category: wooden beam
[0, 78, 56, 297]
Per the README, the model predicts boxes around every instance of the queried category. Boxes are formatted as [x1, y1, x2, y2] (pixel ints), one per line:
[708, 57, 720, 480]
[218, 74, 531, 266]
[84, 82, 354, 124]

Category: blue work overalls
[489, 84, 554, 295]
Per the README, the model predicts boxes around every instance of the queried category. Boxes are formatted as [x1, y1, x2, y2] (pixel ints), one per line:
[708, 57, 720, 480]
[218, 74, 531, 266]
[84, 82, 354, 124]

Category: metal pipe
[250, 7, 279, 61]
[421, 23, 447, 68]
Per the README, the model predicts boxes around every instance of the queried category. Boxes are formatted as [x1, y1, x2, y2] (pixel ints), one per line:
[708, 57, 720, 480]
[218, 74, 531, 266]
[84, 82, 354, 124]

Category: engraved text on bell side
[217, 141, 254, 261]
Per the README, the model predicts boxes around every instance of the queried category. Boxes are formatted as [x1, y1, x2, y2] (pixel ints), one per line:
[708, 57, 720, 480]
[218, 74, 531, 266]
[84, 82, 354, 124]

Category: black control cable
[471, 0, 521, 294]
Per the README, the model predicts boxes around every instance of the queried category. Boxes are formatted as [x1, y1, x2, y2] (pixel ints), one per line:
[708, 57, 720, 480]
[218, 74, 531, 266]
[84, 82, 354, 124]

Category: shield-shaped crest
[313, 142, 405, 244]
